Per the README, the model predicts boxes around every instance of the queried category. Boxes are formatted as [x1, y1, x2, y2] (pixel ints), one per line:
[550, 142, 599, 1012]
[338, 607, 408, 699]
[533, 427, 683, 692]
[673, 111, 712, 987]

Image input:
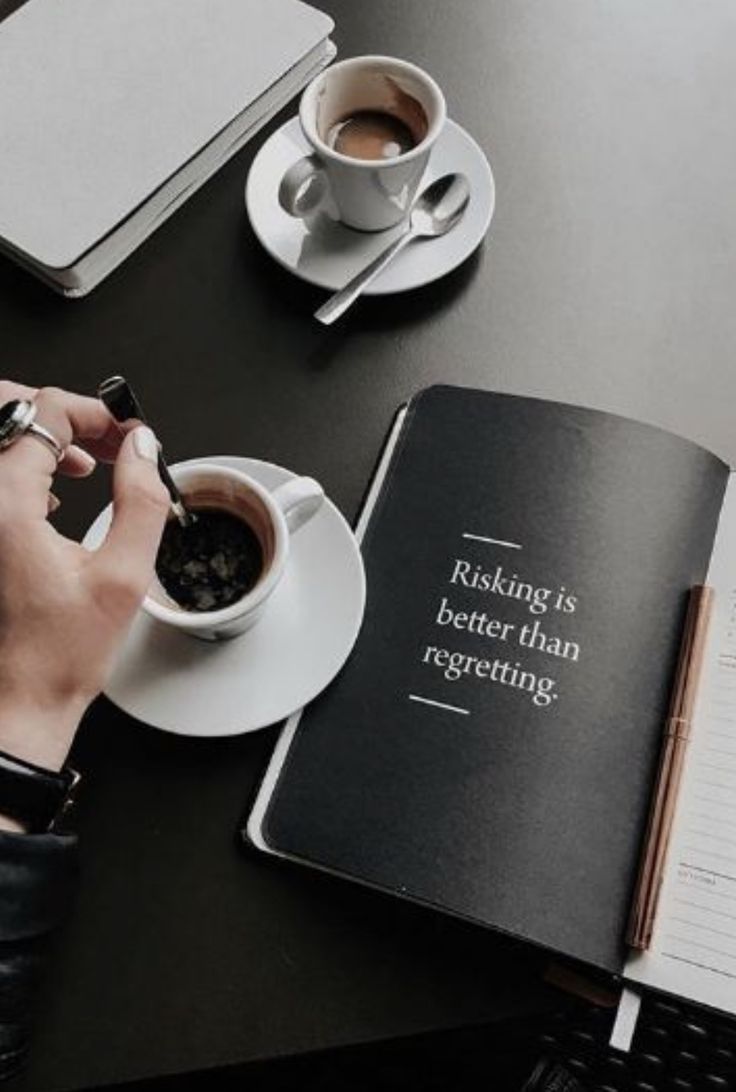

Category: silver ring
[25, 420, 66, 463]
[0, 400, 66, 463]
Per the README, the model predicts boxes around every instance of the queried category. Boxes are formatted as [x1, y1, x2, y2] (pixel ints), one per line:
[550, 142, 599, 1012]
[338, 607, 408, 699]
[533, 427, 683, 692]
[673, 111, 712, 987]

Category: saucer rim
[245, 116, 495, 295]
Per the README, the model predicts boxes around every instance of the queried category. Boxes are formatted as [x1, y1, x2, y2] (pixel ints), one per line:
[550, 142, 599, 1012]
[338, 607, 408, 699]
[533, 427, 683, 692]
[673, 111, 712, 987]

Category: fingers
[0, 379, 37, 404]
[5, 386, 121, 473]
[0, 386, 124, 516]
[91, 427, 169, 618]
[0, 382, 131, 471]
[58, 444, 97, 479]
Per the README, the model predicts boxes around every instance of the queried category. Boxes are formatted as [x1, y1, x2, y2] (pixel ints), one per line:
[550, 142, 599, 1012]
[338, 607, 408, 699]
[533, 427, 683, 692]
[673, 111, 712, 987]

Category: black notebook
[247, 385, 736, 1020]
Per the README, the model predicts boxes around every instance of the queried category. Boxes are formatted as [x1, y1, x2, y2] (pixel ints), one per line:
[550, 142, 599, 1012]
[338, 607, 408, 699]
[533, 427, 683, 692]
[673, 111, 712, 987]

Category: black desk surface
[3, 1, 736, 1089]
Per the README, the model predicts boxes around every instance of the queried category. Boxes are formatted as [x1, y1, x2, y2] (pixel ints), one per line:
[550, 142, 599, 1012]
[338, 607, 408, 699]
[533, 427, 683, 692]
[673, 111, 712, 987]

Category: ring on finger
[0, 399, 67, 463]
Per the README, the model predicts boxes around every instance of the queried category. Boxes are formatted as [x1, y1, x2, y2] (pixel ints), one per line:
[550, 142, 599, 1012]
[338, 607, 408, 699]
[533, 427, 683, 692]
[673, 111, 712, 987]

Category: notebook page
[626, 472, 736, 1015]
[255, 387, 727, 974]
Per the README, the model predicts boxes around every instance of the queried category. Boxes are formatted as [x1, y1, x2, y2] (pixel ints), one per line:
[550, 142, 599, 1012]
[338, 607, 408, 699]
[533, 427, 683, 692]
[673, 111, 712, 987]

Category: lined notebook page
[626, 473, 736, 1015]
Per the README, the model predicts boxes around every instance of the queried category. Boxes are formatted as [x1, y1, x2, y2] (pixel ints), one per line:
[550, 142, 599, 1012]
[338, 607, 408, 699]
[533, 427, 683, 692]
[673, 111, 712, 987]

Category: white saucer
[245, 117, 495, 294]
[83, 456, 366, 737]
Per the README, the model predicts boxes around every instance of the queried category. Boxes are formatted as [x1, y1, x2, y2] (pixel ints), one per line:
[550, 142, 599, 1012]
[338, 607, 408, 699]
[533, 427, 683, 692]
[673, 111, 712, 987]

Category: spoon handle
[314, 226, 414, 325]
[97, 375, 194, 528]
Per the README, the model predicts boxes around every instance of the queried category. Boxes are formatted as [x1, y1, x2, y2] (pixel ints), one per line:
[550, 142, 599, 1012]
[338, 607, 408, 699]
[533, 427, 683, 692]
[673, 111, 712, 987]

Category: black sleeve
[0, 830, 78, 1080]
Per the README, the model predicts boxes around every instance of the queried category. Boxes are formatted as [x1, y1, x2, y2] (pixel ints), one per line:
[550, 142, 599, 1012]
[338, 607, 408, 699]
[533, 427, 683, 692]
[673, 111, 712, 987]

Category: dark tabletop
[2, 1, 736, 1089]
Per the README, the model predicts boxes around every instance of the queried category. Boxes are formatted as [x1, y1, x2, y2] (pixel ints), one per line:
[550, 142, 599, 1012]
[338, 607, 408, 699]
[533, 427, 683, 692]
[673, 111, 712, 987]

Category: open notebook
[0, 0, 334, 295]
[247, 386, 736, 1024]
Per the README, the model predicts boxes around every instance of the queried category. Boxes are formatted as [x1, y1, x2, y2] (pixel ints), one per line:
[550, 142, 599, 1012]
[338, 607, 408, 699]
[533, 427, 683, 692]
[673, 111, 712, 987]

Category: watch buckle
[48, 767, 81, 832]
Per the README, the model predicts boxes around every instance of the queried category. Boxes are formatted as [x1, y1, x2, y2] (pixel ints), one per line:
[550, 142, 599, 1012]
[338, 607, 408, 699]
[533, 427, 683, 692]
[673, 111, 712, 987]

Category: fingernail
[48, 492, 61, 513]
[133, 425, 158, 462]
[76, 448, 96, 472]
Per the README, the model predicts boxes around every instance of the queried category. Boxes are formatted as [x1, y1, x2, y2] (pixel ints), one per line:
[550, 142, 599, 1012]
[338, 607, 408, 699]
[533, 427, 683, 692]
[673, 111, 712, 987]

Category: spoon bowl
[410, 173, 471, 237]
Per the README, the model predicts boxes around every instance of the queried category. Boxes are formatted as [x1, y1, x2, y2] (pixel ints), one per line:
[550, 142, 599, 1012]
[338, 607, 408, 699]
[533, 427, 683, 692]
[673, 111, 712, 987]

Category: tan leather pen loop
[665, 718, 690, 742]
[627, 585, 713, 951]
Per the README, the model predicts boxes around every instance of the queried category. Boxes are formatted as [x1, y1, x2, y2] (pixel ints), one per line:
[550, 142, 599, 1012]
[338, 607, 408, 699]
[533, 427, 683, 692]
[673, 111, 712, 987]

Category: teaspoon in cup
[97, 375, 195, 529]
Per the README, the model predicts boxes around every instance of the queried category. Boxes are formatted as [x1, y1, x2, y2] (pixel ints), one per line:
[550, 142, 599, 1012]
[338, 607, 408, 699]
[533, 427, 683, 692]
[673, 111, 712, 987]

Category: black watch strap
[0, 750, 80, 832]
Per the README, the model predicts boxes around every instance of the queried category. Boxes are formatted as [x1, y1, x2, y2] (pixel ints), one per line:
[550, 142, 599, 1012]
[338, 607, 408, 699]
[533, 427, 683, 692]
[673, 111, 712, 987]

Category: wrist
[0, 698, 87, 773]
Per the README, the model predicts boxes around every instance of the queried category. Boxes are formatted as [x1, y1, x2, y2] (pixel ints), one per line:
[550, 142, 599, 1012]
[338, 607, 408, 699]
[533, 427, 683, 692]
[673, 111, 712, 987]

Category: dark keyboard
[533, 996, 736, 1091]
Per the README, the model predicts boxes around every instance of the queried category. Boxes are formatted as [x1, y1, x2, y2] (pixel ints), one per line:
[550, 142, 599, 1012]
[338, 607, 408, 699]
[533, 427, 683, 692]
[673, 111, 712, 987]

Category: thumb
[92, 426, 169, 610]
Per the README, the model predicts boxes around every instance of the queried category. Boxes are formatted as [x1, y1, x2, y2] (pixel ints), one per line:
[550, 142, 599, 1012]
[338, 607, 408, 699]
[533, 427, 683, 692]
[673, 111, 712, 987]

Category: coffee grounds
[155, 508, 264, 612]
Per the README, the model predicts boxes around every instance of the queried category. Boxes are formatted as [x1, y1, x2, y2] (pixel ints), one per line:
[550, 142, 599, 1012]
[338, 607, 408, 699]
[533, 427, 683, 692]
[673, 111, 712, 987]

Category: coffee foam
[315, 68, 430, 150]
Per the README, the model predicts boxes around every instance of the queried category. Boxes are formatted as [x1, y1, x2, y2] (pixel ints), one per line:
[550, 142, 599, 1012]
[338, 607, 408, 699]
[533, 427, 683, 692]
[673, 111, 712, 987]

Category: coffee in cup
[155, 508, 264, 613]
[144, 464, 323, 640]
[278, 55, 446, 232]
[325, 98, 428, 161]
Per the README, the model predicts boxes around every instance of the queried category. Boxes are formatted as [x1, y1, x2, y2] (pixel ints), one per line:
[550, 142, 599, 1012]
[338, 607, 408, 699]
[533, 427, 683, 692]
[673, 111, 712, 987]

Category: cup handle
[272, 476, 324, 534]
[278, 156, 329, 218]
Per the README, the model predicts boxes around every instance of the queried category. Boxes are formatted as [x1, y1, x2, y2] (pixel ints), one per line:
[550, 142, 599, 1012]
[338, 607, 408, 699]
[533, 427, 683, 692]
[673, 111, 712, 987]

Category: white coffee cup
[278, 55, 446, 232]
[144, 464, 323, 641]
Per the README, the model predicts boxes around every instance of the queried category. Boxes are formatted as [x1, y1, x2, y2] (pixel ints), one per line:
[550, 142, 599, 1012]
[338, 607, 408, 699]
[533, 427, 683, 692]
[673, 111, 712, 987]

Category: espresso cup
[144, 464, 324, 641]
[278, 55, 446, 232]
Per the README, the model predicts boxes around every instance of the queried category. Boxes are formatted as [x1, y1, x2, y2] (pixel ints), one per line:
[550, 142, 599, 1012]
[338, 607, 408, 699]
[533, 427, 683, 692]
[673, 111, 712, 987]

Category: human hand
[0, 381, 169, 792]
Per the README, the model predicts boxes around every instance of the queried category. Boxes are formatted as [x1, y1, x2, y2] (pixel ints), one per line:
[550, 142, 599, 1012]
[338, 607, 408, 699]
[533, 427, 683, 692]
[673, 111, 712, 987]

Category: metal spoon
[314, 173, 471, 326]
[97, 375, 195, 528]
